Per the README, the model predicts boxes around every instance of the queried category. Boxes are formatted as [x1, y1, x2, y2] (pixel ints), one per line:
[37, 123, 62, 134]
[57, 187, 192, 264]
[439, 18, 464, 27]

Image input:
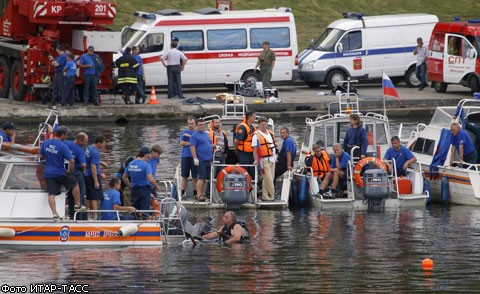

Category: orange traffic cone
[148, 86, 159, 105]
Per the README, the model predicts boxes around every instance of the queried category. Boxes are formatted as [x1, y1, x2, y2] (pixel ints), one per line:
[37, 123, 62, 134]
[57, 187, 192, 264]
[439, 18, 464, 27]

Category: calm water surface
[2, 117, 479, 292]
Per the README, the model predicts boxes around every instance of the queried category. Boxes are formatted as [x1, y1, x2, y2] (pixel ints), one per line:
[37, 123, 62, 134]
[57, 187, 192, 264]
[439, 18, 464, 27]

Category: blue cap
[2, 121, 15, 130]
[172, 37, 179, 42]
[138, 147, 151, 157]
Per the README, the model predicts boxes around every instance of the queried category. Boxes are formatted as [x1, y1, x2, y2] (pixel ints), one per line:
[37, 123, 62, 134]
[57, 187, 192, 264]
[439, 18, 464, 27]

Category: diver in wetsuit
[202, 211, 248, 245]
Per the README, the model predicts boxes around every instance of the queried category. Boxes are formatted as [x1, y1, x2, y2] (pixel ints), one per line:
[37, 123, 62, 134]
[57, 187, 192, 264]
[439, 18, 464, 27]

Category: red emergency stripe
[155, 16, 291, 27]
[142, 50, 292, 65]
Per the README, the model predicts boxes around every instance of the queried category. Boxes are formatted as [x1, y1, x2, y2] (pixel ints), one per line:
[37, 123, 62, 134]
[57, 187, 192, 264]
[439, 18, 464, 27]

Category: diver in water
[202, 211, 248, 245]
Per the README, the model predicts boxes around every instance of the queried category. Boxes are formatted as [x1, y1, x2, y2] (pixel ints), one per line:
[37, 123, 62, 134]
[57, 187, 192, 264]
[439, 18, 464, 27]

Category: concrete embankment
[3, 83, 473, 123]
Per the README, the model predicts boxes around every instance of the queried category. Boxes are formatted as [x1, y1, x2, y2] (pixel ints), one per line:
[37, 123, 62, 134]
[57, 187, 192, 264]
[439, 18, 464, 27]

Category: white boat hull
[312, 194, 428, 210]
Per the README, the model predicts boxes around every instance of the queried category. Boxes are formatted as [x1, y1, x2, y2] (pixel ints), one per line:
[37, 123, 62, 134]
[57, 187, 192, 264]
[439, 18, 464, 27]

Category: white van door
[138, 31, 168, 86]
[335, 30, 365, 83]
[443, 34, 477, 83]
[171, 30, 207, 85]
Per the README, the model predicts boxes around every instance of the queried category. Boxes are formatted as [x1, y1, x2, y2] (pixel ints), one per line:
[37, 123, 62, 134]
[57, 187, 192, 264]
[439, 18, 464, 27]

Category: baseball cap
[56, 125, 70, 135]
[262, 40, 270, 45]
[138, 147, 151, 157]
[172, 37, 179, 42]
[2, 121, 16, 130]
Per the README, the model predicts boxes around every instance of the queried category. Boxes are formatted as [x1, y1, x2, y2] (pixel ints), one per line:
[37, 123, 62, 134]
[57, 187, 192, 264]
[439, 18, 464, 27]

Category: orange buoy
[422, 258, 434, 270]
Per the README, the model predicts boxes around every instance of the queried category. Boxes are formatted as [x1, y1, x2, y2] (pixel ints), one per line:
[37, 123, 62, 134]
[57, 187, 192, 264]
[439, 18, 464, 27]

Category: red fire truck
[0, 0, 119, 101]
[427, 19, 480, 93]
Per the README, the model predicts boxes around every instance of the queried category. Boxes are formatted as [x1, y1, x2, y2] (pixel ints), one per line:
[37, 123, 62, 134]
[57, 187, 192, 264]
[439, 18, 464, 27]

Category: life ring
[149, 197, 160, 220]
[216, 165, 252, 193]
[353, 157, 387, 187]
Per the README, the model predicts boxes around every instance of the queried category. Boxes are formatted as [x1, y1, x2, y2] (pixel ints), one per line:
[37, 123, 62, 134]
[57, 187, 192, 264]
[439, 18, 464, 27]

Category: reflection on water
[1, 206, 480, 292]
[6, 117, 480, 291]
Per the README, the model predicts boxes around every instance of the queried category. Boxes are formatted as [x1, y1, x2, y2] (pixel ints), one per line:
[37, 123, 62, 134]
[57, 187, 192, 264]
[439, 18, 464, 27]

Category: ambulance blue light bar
[342, 12, 363, 20]
[473, 92, 480, 99]
[468, 18, 480, 24]
[133, 12, 156, 20]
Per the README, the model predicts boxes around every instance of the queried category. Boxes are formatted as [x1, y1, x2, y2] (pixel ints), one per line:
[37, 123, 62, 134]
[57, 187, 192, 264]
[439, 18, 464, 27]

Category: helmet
[41, 74, 51, 84]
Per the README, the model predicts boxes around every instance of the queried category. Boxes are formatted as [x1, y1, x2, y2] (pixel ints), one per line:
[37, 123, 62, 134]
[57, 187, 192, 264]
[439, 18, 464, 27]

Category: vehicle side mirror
[467, 48, 476, 59]
[336, 43, 343, 53]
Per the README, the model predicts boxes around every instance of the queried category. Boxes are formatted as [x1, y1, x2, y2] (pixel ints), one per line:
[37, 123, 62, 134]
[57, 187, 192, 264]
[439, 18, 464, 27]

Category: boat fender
[423, 179, 431, 203]
[0, 228, 16, 238]
[298, 175, 308, 205]
[118, 224, 138, 237]
[441, 176, 449, 203]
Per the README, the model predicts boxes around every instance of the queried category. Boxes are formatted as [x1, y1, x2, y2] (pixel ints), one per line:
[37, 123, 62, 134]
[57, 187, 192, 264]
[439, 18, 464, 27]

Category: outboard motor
[221, 170, 249, 209]
[363, 169, 389, 212]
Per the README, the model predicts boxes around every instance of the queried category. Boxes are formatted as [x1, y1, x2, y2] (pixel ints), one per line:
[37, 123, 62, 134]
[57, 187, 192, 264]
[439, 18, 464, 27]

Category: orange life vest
[255, 130, 277, 157]
[236, 122, 255, 153]
[209, 128, 228, 152]
[306, 150, 331, 179]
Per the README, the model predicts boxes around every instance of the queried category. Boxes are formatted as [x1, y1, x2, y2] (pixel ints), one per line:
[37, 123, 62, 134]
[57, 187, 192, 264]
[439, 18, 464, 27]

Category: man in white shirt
[161, 37, 188, 98]
[252, 117, 277, 201]
[413, 37, 428, 91]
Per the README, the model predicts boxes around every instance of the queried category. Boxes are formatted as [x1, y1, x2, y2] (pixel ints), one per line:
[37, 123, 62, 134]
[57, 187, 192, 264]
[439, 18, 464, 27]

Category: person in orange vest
[252, 117, 278, 201]
[209, 117, 229, 175]
[305, 144, 331, 181]
[235, 110, 256, 179]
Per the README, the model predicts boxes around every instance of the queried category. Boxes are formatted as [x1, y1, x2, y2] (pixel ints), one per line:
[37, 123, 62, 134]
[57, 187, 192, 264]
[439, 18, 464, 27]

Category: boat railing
[346, 160, 356, 200]
[349, 146, 361, 165]
[156, 180, 175, 198]
[443, 161, 480, 172]
[33, 108, 59, 148]
[72, 210, 160, 221]
[364, 112, 388, 122]
[408, 123, 427, 142]
[307, 114, 333, 123]
[224, 89, 247, 118]
[159, 198, 188, 243]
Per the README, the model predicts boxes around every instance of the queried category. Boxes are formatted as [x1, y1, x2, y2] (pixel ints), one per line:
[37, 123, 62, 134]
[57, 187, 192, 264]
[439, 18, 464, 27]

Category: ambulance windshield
[310, 28, 345, 51]
[122, 27, 146, 47]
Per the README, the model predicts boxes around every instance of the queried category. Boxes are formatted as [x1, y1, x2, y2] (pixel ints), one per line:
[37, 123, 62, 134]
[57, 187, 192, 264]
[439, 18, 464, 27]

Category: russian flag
[52, 116, 59, 136]
[382, 72, 402, 105]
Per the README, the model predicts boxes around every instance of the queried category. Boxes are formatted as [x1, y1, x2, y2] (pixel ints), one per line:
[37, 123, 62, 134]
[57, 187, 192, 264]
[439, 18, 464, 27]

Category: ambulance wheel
[433, 81, 448, 93]
[10, 59, 26, 101]
[306, 82, 321, 88]
[470, 76, 480, 93]
[0, 57, 10, 98]
[241, 70, 260, 85]
[405, 66, 420, 88]
[326, 70, 346, 89]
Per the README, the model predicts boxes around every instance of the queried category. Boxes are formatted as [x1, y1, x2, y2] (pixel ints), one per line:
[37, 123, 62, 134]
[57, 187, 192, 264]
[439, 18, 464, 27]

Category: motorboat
[175, 96, 288, 209]
[407, 96, 480, 205]
[0, 110, 193, 248]
[286, 87, 429, 210]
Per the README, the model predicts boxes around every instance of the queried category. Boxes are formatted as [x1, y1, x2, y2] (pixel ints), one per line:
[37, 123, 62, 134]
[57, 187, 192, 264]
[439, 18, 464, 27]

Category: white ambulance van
[297, 13, 438, 89]
[119, 7, 298, 87]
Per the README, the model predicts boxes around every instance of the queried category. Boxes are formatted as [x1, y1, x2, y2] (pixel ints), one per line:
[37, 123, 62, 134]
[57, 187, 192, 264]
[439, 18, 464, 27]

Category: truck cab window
[340, 31, 362, 51]
[431, 34, 445, 52]
[139, 33, 164, 54]
[0, 0, 6, 17]
[448, 36, 461, 56]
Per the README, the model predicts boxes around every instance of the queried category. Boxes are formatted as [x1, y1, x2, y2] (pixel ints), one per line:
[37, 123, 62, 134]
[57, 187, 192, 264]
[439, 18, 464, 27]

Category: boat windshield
[121, 27, 146, 47]
[0, 163, 6, 181]
[309, 28, 345, 51]
[430, 108, 456, 127]
[4, 164, 46, 191]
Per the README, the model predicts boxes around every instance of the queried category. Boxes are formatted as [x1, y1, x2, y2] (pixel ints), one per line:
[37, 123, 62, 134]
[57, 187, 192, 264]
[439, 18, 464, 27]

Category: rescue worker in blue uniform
[39, 126, 86, 219]
[449, 122, 478, 165]
[0, 121, 16, 143]
[77, 46, 100, 106]
[343, 114, 368, 159]
[50, 45, 67, 106]
[64, 132, 89, 219]
[85, 136, 106, 219]
[123, 147, 161, 216]
[190, 119, 213, 202]
[101, 178, 136, 220]
[319, 143, 351, 198]
[383, 136, 417, 176]
[275, 127, 297, 180]
[147, 144, 163, 197]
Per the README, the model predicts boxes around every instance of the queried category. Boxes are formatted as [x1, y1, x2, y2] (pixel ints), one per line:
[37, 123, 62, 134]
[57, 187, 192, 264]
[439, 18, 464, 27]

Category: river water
[1, 116, 479, 292]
